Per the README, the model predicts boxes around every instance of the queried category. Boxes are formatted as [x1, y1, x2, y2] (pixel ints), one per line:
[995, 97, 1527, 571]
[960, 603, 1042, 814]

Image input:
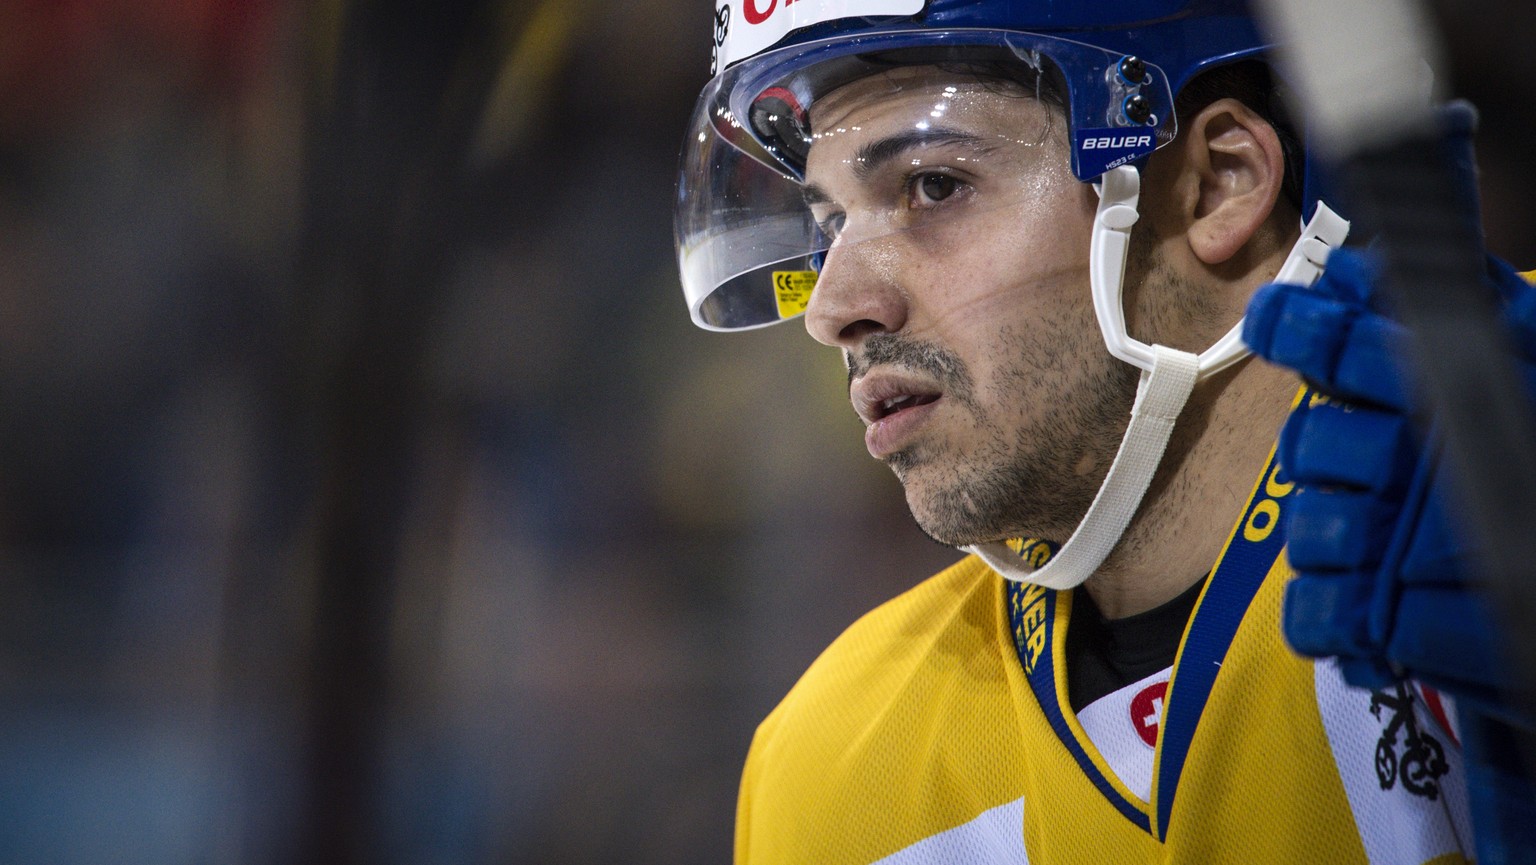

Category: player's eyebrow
[801, 127, 991, 207]
[850, 128, 988, 180]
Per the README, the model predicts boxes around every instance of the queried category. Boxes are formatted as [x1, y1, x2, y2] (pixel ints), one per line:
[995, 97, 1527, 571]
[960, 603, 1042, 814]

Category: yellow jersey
[736, 447, 1472, 864]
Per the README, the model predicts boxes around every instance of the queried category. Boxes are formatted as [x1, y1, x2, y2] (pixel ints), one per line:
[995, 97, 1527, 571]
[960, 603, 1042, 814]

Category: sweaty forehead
[808, 65, 1045, 136]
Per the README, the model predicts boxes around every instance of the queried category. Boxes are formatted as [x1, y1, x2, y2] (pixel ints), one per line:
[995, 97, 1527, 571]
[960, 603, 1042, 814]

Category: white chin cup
[966, 166, 1350, 589]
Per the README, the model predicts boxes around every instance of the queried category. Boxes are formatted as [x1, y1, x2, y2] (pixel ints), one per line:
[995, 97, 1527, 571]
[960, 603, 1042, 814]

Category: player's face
[802, 67, 1138, 546]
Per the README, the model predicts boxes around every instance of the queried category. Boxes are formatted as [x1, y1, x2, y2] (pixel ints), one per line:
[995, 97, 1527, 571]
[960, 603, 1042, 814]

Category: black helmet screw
[1118, 55, 1148, 85]
[1123, 94, 1153, 125]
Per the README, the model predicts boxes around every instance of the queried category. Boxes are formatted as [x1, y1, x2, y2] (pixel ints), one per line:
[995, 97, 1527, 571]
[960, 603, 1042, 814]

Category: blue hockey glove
[1245, 245, 1536, 721]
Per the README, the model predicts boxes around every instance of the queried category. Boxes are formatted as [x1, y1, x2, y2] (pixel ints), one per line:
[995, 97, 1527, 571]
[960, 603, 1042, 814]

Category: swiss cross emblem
[1129, 681, 1169, 748]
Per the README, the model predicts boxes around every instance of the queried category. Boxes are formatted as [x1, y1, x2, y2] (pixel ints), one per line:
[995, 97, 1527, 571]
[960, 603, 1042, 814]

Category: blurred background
[0, 1, 1530, 863]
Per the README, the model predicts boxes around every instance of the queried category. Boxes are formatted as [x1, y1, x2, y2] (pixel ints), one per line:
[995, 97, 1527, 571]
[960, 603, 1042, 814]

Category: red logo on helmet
[743, 0, 777, 24]
[743, 0, 806, 26]
[1129, 681, 1168, 748]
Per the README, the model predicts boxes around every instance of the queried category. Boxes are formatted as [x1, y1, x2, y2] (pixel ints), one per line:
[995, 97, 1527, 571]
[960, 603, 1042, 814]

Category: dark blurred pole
[288, 1, 510, 861]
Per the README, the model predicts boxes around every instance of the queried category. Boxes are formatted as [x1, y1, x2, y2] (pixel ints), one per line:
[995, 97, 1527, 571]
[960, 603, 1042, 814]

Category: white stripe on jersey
[871, 798, 1029, 865]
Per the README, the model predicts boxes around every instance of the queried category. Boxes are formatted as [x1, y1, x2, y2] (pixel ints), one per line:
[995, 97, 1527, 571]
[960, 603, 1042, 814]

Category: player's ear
[1171, 97, 1288, 266]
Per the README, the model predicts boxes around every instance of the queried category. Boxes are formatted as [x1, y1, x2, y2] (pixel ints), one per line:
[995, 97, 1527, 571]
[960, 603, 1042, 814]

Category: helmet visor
[676, 29, 1176, 330]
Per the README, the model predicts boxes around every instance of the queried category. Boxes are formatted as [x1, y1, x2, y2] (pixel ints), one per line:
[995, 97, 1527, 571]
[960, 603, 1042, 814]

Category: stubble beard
[863, 320, 1138, 550]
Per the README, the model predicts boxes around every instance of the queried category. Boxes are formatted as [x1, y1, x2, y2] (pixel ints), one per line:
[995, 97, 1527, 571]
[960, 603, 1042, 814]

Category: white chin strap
[965, 165, 1350, 590]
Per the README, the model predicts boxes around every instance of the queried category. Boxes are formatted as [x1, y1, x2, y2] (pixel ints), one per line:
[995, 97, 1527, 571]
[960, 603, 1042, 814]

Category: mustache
[846, 333, 974, 400]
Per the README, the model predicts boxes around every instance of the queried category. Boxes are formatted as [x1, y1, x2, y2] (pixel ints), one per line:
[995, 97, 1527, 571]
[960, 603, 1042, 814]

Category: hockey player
[674, 1, 1478, 861]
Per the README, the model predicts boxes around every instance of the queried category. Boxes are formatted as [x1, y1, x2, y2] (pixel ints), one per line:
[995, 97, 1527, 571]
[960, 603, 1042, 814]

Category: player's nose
[804, 238, 908, 350]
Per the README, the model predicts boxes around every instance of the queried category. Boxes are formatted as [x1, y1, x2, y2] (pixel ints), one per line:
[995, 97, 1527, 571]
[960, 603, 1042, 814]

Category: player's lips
[851, 372, 943, 458]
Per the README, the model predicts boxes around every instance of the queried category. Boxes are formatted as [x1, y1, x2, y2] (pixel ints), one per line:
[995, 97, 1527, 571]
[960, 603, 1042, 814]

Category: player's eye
[909, 172, 963, 207]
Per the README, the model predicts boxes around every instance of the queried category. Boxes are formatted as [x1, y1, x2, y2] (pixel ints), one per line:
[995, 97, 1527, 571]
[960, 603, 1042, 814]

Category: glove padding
[1245, 244, 1536, 722]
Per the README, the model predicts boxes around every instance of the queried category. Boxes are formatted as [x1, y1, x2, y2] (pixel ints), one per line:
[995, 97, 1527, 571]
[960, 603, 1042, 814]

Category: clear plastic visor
[675, 30, 1175, 331]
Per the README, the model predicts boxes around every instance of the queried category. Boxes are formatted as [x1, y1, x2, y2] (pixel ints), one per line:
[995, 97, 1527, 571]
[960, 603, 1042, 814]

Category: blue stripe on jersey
[1010, 586, 1153, 833]
[1153, 452, 1293, 840]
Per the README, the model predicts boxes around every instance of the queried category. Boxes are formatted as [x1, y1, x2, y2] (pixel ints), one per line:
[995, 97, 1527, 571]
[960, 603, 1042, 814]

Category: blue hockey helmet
[676, 0, 1290, 331]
